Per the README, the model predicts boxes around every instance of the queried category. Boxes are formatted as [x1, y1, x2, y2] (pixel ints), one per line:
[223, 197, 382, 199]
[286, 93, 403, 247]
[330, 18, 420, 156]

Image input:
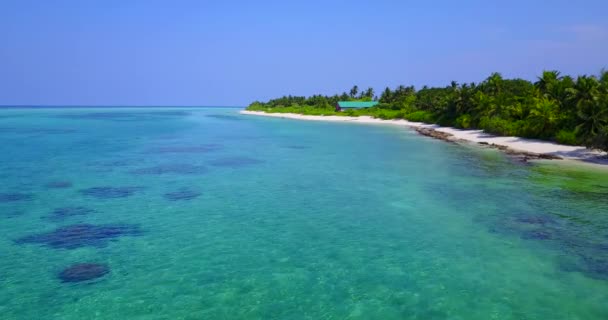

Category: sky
[1, 0, 607, 106]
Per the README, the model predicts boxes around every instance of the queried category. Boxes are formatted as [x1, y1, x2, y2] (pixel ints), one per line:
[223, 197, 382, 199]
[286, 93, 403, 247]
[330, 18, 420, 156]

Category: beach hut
[335, 101, 379, 112]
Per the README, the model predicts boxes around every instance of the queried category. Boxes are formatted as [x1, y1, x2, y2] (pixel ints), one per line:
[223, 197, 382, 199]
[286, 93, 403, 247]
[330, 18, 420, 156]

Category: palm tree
[485, 72, 504, 96]
[450, 81, 458, 89]
[569, 76, 599, 106]
[599, 69, 608, 93]
[472, 91, 495, 118]
[380, 87, 392, 103]
[507, 102, 525, 120]
[527, 97, 560, 137]
[444, 81, 460, 120]
[570, 76, 607, 144]
[535, 70, 561, 95]
[349, 85, 359, 99]
[456, 83, 476, 115]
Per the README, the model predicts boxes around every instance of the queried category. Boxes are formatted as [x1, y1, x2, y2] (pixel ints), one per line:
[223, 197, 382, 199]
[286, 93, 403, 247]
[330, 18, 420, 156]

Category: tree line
[247, 70, 608, 151]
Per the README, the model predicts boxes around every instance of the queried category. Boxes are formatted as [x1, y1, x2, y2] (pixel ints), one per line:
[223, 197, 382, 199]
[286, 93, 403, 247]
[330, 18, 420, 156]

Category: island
[243, 71, 608, 164]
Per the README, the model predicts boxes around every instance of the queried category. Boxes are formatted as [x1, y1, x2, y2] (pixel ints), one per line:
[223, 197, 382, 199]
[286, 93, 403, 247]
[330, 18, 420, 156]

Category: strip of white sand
[240, 110, 607, 165]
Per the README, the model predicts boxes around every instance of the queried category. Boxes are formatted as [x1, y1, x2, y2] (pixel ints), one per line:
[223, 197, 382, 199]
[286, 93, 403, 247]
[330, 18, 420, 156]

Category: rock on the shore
[415, 127, 456, 142]
[415, 127, 563, 161]
[502, 147, 563, 161]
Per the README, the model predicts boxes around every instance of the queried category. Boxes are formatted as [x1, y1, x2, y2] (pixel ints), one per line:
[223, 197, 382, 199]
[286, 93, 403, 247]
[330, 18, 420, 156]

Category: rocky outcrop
[491, 143, 563, 161]
[503, 148, 562, 160]
[415, 127, 456, 143]
[414, 127, 563, 161]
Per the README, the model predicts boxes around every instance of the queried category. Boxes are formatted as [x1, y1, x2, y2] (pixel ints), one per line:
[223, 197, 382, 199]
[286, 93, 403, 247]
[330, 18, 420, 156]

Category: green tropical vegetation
[247, 70, 608, 151]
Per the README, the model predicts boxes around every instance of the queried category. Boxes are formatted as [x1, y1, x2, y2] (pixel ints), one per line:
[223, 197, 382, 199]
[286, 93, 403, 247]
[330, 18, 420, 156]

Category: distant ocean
[1, 107, 607, 319]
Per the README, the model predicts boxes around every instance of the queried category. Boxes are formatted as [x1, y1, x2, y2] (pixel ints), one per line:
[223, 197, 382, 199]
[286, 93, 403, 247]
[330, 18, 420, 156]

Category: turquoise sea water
[1, 107, 607, 319]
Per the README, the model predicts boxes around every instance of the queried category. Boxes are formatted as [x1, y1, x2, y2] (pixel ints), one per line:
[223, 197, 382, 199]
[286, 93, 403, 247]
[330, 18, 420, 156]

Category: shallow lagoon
[0, 107, 607, 319]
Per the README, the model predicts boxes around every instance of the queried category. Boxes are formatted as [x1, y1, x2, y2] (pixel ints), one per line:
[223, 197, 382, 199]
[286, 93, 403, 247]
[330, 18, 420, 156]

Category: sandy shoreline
[241, 110, 608, 166]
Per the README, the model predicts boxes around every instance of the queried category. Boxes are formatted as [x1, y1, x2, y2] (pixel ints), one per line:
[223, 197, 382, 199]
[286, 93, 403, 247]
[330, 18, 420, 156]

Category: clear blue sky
[1, 0, 607, 106]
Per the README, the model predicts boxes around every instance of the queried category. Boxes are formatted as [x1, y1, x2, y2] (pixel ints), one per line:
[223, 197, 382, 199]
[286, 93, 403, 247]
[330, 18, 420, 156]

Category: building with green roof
[335, 101, 379, 112]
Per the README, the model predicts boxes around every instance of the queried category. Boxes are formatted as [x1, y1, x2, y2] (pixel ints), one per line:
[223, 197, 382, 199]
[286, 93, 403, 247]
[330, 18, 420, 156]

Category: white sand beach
[241, 110, 608, 166]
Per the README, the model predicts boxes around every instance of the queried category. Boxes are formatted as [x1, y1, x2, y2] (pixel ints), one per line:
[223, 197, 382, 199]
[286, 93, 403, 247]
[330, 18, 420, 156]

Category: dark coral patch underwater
[129, 164, 208, 175]
[57, 110, 191, 121]
[45, 181, 73, 189]
[580, 256, 608, 280]
[520, 229, 554, 240]
[15, 223, 142, 249]
[28, 128, 77, 135]
[58, 263, 110, 283]
[284, 145, 310, 150]
[80, 186, 143, 199]
[90, 159, 139, 168]
[47, 207, 96, 221]
[513, 213, 558, 226]
[481, 211, 608, 281]
[552, 188, 608, 204]
[208, 157, 263, 168]
[0, 127, 76, 135]
[1, 210, 25, 218]
[164, 188, 202, 201]
[206, 114, 244, 121]
[479, 212, 562, 237]
[0, 193, 34, 203]
[560, 252, 608, 281]
[143, 144, 222, 154]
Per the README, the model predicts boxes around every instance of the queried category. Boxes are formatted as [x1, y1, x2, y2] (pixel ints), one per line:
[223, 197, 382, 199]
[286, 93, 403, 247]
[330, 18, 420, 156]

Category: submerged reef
[0, 127, 76, 135]
[47, 206, 96, 221]
[580, 256, 608, 279]
[513, 213, 558, 226]
[520, 229, 554, 240]
[284, 145, 310, 150]
[208, 157, 263, 168]
[206, 114, 244, 121]
[58, 110, 191, 121]
[2, 210, 25, 218]
[163, 188, 202, 201]
[16, 224, 142, 249]
[143, 144, 222, 154]
[129, 164, 208, 175]
[91, 159, 138, 168]
[80, 186, 143, 199]
[482, 211, 608, 280]
[0, 193, 33, 203]
[58, 263, 110, 283]
[45, 181, 73, 189]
